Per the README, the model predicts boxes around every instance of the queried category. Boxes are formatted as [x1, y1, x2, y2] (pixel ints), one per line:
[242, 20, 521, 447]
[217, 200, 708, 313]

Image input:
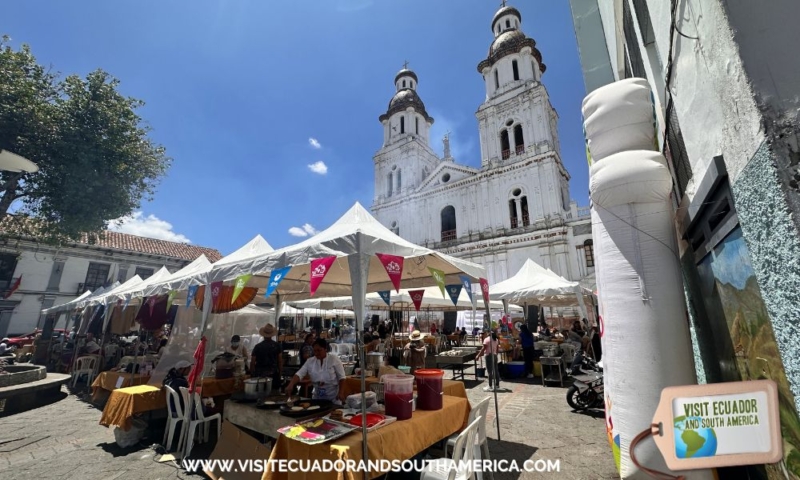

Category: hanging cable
[630, 424, 686, 480]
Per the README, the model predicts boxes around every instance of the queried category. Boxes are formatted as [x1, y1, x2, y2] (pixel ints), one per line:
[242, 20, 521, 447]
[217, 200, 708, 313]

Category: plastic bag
[113, 418, 147, 448]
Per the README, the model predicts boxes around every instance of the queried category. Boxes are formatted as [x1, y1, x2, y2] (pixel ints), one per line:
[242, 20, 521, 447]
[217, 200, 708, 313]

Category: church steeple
[379, 63, 434, 148]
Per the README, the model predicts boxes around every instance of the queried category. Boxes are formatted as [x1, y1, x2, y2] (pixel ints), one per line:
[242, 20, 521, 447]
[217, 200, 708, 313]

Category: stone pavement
[0, 375, 619, 480]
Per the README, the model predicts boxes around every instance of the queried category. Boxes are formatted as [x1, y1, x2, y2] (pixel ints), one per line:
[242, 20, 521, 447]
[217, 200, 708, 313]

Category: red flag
[376, 253, 404, 293]
[310, 256, 336, 296]
[3, 275, 21, 299]
[187, 336, 207, 394]
[408, 289, 425, 311]
[479, 277, 490, 305]
[210, 281, 223, 309]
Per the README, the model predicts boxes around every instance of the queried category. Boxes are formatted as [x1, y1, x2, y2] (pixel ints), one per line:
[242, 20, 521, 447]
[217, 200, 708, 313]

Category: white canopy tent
[42, 289, 93, 315]
[488, 258, 593, 319]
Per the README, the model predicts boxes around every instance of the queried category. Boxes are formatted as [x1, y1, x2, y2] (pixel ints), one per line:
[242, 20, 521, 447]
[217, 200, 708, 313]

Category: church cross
[500, 0, 507, 7]
[402, 60, 409, 70]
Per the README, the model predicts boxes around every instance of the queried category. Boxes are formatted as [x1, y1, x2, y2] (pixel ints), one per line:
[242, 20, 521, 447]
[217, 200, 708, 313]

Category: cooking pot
[244, 378, 272, 398]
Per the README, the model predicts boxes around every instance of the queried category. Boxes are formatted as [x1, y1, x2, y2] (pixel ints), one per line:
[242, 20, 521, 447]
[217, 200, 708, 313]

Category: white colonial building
[372, 5, 593, 288]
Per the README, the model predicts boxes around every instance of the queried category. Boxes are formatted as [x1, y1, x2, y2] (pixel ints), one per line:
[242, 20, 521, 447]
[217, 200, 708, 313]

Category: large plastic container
[383, 374, 414, 420]
[414, 369, 444, 410]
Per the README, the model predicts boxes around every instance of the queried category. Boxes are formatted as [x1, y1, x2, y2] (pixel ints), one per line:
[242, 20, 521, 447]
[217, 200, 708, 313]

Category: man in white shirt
[285, 338, 346, 403]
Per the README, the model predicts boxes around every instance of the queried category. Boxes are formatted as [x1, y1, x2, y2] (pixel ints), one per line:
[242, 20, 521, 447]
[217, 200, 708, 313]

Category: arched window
[500, 130, 510, 159]
[397, 169, 402, 191]
[531, 61, 536, 80]
[509, 199, 518, 228]
[584, 240, 595, 267]
[521, 196, 530, 226]
[400, 116, 405, 134]
[415, 117, 419, 135]
[494, 69, 499, 89]
[441, 206, 457, 242]
[506, 19, 511, 28]
[387, 172, 393, 197]
[513, 124, 524, 154]
[512, 60, 519, 81]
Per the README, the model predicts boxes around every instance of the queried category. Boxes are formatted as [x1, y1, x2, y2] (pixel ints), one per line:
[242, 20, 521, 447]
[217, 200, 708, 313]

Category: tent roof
[489, 259, 591, 306]
[42, 289, 93, 315]
[103, 266, 173, 304]
[142, 254, 212, 297]
[208, 202, 485, 301]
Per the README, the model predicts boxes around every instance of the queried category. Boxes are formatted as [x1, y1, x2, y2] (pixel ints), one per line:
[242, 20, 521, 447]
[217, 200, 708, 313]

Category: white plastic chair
[163, 386, 189, 454]
[422, 416, 482, 480]
[181, 389, 221, 458]
[444, 397, 493, 480]
[71, 356, 98, 388]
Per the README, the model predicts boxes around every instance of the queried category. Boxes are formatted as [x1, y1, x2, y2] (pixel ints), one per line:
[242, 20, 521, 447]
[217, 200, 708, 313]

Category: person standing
[403, 330, 427, 374]
[227, 335, 250, 371]
[519, 324, 535, 379]
[300, 331, 315, 363]
[285, 339, 346, 403]
[477, 328, 501, 391]
[251, 324, 283, 392]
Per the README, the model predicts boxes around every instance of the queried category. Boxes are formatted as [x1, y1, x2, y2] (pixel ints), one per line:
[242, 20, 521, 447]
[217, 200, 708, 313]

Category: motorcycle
[566, 352, 604, 411]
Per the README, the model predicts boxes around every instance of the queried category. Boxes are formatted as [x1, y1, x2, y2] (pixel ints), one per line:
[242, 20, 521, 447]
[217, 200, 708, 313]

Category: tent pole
[347, 239, 370, 480]
[482, 290, 501, 441]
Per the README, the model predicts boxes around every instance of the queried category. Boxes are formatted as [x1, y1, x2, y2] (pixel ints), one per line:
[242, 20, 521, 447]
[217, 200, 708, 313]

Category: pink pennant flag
[376, 253, 404, 293]
[408, 289, 425, 311]
[210, 281, 223, 309]
[479, 277, 490, 306]
[310, 256, 337, 296]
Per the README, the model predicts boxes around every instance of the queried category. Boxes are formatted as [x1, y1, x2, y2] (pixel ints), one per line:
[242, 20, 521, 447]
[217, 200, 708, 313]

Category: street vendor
[403, 330, 427, 373]
[285, 338, 347, 403]
[251, 324, 283, 391]
[226, 334, 250, 371]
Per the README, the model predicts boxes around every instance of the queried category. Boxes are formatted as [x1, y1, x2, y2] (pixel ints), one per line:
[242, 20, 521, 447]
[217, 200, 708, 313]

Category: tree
[0, 36, 170, 241]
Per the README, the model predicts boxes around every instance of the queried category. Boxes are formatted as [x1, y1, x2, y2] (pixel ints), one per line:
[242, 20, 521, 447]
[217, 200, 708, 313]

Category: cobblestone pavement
[0, 375, 619, 480]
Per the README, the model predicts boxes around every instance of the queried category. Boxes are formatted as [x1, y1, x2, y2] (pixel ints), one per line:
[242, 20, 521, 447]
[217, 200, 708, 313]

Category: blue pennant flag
[266, 266, 292, 297]
[377, 290, 391, 307]
[445, 284, 462, 307]
[459, 275, 474, 304]
[186, 285, 199, 307]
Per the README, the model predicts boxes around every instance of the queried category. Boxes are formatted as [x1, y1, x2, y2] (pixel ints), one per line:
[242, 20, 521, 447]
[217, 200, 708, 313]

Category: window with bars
[84, 262, 110, 292]
[584, 240, 595, 268]
[623, 0, 647, 78]
[665, 99, 694, 199]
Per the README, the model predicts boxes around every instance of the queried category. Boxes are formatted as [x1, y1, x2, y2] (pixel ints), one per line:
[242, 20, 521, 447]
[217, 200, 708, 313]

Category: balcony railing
[515, 145, 525, 155]
[510, 217, 518, 229]
[521, 214, 530, 226]
[577, 207, 591, 218]
[501, 149, 511, 160]
[441, 229, 457, 242]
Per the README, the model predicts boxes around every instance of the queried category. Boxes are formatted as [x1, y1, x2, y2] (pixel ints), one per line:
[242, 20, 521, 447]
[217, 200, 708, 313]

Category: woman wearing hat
[251, 324, 283, 391]
[285, 338, 346, 403]
[403, 330, 427, 374]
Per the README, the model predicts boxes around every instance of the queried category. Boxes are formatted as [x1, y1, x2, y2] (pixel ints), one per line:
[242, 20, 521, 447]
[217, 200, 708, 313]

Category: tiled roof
[0, 216, 223, 262]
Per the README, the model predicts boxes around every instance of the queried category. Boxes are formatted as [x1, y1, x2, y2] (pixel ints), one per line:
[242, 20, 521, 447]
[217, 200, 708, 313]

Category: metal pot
[244, 379, 260, 398]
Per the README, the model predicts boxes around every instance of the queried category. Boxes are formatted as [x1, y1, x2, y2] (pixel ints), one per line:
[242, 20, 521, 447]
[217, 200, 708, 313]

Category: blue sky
[4, 0, 589, 255]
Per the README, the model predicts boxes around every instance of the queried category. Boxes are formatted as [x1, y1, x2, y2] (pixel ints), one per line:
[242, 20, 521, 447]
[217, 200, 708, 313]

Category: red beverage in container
[414, 369, 444, 410]
[382, 374, 414, 420]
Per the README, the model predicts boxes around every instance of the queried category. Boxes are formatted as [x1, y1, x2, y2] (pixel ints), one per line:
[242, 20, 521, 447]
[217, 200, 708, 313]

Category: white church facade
[371, 5, 594, 288]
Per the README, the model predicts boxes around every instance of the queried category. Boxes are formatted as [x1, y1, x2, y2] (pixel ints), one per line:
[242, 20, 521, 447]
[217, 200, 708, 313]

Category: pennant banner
[210, 281, 223, 308]
[377, 290, 391, 307]
[428, 267, 446, 298]
[231, 274, 252, 303]
[479, 277, 490, 305]
[186, 285, 199, 307]
[310, 256, 337, 296]
[408, 289, 425, 311]
[376, 253, 404, 293]
[147, 296, 157, 316]
[459, 275, 474, 305]
[167, 290, 177, 312]
[266, 266, 291, 297]
[445, 284, 462, 307]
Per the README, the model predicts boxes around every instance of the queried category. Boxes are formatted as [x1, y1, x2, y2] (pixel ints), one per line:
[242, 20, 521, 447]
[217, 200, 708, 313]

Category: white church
[371, 5, 594, 289]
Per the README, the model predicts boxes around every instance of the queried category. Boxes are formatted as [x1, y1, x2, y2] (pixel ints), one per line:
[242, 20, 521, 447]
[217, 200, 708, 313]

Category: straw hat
[260, 324, 276, 337]
[410, 330, 422, 341]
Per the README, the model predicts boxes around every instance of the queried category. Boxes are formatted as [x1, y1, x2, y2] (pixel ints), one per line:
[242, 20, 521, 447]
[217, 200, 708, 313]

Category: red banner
[210, 281, 223, 309]
[408, 289, 425, 311]
[479, 277, 490, 305]
[376, 253, 404, 293]
[310, 256, 337, 296]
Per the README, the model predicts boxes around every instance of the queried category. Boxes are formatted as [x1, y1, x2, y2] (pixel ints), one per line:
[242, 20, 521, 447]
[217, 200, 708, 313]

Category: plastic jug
[414, 369, 444, 410]
[383, 374, 414, 420]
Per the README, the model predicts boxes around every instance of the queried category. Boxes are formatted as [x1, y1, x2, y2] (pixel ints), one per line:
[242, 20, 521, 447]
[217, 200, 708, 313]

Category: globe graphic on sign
[673, 416, 718, 458]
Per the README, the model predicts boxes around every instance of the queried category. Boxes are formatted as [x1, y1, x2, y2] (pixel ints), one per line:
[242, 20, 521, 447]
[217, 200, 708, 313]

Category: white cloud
[428, 111, 476, 165]
[308, 137, 322, 149]
[108, 212, 191, 243]
[307, 161, 328, 175]
[288, 223, 318, 237]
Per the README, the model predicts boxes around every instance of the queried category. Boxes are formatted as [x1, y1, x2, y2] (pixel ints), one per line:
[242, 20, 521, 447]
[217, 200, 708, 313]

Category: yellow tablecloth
[91, 371, 150, 403]
[263, 395, 469, 480]
[99, 377, 247, 431]
[341, 377, 467, 399]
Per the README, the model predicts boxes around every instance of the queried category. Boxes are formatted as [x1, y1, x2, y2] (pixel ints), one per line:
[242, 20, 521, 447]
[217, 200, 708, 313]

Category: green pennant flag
[231, 274, 252, 303]
[166, 290, 177, 312]
[428, 267, 446, 298]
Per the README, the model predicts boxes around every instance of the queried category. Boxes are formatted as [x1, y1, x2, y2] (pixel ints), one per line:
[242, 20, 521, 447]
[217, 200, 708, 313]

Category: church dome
[394, 68, 418, 85]
[379, 87, 434, 123]
[492, 6, 522, 31]
[477, 28, 546, 74]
